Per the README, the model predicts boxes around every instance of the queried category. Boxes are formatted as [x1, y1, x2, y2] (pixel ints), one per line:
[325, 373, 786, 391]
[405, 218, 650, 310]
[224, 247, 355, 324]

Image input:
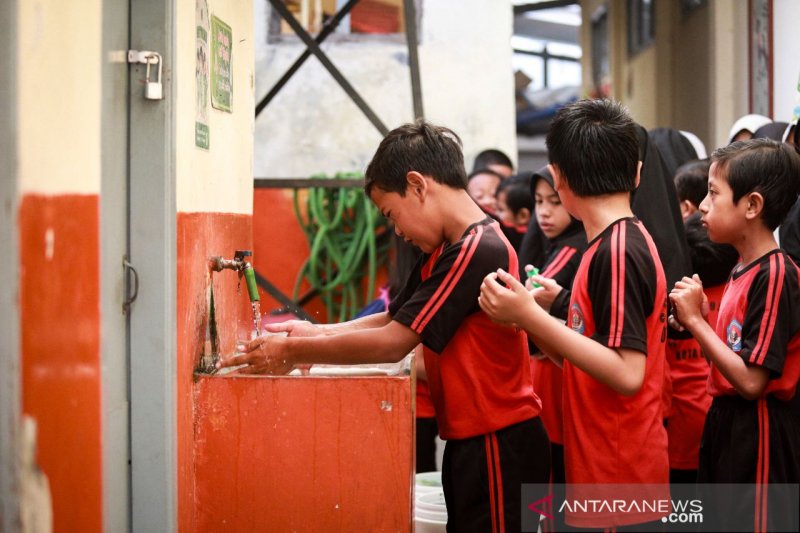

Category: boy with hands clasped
[669, 139, 800, 532]
[480, 99, 670, 529]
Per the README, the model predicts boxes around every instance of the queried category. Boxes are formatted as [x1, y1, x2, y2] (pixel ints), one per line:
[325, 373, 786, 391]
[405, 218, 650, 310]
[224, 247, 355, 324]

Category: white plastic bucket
[414, 490, 447, 533]
[415, 471, 443, 495]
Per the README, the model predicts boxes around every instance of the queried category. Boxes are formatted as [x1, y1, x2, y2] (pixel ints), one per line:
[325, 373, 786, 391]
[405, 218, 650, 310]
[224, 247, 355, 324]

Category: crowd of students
[219, 100, 800, 532]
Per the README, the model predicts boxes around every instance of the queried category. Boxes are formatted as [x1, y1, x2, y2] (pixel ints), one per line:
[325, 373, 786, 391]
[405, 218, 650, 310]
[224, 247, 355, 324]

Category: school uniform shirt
[530, 220, 586, 445]
[664, 283, 724, 470]
[708, 250, 800, 400]
[389, 217, 541, 440]
[699, 251, 800, 531]
[563, 217, 670, 527]
[415, 379, 435, 419]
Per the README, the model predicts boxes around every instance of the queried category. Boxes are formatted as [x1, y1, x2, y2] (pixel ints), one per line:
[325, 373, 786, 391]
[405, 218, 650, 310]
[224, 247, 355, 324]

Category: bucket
[414, 490, 447, 533]
[414, 471, 443, 495]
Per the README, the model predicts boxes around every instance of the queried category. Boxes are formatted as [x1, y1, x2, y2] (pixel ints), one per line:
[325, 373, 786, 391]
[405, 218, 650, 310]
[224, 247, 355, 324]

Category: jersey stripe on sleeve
[411, 226, 484, 333]
[542, 247, 577, 278]
[609, 221, 627, 347]
[750, 254, 785, 366]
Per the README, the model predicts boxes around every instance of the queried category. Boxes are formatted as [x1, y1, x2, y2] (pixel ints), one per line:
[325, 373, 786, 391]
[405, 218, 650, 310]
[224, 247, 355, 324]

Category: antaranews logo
[524, 483, 800, 532]
[660, 498, 703, 525]
[522, 484, 709, 532]
[527, 495, 554, 520]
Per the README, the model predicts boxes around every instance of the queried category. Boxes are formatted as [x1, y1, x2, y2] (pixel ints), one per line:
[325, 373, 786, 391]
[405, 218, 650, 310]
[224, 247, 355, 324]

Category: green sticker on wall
[196, 0, 210, 148]
[210, 15, 232, 113]
[195, 122, 210, 149]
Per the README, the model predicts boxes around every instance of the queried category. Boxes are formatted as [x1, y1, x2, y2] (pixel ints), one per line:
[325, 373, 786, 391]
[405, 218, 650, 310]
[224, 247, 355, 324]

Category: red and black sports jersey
[389, 217, 541, 440]
[664, 283, 723, 470]
[563, 217, 669, 526]
[540, 222, 586, 320]
[709, 250, 800, 400]
[530, 223, 586, 445]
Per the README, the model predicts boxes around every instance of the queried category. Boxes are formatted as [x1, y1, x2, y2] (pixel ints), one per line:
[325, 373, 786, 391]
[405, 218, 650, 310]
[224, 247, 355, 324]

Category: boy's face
[534, 178, 572, 239]
[467, 173, 501, 215]
[699, 163, 746, 244]
[370, 185, 439, 254]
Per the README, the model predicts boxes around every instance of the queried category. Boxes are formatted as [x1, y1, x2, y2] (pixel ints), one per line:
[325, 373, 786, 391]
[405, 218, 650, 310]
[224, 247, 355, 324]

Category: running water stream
[251, 300, 262, 339]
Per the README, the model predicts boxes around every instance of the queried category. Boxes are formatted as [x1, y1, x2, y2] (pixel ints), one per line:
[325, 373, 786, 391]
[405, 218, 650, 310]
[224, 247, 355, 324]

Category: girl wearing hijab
[753, 121, 791, 141]
[727, 113, 772, 144]
[649, 127, 706, 178]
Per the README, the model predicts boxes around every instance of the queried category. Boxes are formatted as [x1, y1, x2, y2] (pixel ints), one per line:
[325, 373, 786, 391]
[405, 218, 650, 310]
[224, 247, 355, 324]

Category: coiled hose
[292, 173, 390, 323]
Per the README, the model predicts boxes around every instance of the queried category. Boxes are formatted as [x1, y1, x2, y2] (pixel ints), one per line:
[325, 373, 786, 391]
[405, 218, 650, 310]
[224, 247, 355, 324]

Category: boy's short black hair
[365, 120, 467, 196]
[684, 212, 739, 287]
[674, 159, 710, 207]
[473, 149, 513, 173]
[545, 99, 639, 197]
[497, 174, 533, 215]
[711, 138, 800, 230]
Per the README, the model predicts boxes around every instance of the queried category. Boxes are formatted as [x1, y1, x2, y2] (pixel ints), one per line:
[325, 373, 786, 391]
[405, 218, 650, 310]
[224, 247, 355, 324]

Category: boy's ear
[406, 171, 427, 199]
[680, 200, 697, 220]
[634, 161, 642, 190]
[548, 163, 564, 191]
[744, 191, 765, 221]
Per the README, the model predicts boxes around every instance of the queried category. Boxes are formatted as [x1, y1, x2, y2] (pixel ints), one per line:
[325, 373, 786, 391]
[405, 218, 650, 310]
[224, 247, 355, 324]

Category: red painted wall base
[193, 374, 413, 531]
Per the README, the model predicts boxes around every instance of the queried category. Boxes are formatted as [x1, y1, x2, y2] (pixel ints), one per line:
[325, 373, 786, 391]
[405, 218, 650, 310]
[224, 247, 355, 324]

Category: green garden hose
[293, 173, 390, 322]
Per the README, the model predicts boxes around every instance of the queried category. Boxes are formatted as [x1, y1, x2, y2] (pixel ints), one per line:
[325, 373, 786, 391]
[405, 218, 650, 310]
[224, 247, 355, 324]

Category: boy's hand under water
[264, 319, 321, 338]
[216, 335, 294, 375]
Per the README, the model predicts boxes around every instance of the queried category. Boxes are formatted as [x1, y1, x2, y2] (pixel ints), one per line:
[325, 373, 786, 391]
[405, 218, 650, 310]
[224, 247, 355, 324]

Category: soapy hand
[216, 335, 294, 375]
[262, 320, 319, 374]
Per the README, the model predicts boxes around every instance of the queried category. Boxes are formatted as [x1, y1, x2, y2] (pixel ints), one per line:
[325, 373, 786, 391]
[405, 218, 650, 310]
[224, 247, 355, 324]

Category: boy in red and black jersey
[670, 139, 800, 532]
[525, 165, 586, 532]
[221, 121, 550, 532]
[480, 99, 670, 529]
[666, 212, 738, 484]
[524, 166, 586, 468]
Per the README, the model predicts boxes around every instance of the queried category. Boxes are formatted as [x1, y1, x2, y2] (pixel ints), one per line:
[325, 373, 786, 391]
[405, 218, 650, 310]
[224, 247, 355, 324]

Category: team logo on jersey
[570, 303, 585, 334]
[726, 319, 742, 352]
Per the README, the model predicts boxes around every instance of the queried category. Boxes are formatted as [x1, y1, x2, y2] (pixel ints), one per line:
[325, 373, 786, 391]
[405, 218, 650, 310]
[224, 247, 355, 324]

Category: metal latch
[128, 50, 163, 100]
[122, 255, 139, 314]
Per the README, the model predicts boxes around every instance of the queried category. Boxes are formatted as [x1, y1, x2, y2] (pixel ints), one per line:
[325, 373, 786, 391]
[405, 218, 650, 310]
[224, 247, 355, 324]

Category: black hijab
[753, 121, 791, 141]
[649, 127, 699, 179]
[633, 125, 693, 289]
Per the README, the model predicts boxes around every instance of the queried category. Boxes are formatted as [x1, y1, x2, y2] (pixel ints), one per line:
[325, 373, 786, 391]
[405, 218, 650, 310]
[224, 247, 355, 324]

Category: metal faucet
[209, 250, 251, 273]
[208, 250, 260, 303]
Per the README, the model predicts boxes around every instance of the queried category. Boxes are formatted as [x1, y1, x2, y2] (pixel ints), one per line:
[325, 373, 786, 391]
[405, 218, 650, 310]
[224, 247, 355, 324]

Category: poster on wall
[195, 0, 210, 149]
[211, 15, 233, 113]
[749, 0, 772, 117]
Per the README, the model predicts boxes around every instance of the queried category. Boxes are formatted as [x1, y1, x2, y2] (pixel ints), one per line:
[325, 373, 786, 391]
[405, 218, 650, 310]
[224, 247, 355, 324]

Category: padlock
[146, 81, 163, 100]
[144, 53, 163, 100]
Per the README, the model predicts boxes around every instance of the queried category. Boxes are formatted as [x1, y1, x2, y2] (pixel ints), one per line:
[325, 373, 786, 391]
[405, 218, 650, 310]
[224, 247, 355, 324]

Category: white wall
[177, 0, 254, 214]
[17, 0, 102, 194]
[253, 0, 516, 178]
[773, 0, 800, 123]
